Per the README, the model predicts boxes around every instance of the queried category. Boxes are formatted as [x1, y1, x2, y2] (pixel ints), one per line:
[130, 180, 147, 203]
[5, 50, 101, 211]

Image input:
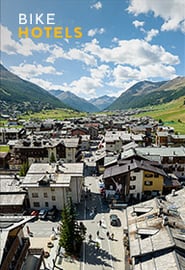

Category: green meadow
[135, 97, 185, 134]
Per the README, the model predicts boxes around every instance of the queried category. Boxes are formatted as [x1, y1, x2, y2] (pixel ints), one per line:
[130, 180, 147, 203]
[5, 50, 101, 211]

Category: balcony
[1, 237, 30, 270]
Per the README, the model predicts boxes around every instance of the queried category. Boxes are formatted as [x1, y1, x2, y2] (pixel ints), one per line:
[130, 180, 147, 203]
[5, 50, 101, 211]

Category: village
[0, 112, 185, 270]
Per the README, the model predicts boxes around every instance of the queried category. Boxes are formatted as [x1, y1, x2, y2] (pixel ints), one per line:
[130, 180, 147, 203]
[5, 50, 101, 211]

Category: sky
[1, 0, 185, 99]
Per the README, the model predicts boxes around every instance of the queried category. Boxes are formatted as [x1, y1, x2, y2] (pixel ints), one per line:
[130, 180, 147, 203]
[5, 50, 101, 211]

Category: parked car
[47, 208, 58, 221]
[31, 210, 39, 220]
[110, 214, 120, 226]
[38, 209, 48, 220]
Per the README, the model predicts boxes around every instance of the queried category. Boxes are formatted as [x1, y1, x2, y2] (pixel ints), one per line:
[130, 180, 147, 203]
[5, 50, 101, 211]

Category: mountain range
[89, 95, 116, 111]
[108, 77, 185, 110]
[0, 64, 185, 113]
[49, 90, 99, 113]
[0, 64, 67, 110]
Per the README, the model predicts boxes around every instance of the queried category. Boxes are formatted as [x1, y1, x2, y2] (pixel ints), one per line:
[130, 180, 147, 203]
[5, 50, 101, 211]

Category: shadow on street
[80, 241, 121, 267]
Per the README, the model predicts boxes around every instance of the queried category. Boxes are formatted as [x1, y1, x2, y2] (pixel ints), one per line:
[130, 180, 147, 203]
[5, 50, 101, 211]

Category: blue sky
[1, 0, 185, 99]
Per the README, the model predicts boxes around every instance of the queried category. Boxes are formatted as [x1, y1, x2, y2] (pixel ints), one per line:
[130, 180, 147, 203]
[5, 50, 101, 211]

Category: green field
[135, 97, 185, 134]
[21, 109, 87, 120]
[0, 145, 9, 152]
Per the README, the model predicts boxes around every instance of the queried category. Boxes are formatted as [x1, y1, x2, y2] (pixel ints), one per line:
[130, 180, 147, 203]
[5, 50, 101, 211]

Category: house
[103, 159, 167, 202]
[0, 127, 26, 144]
[71, 127, 89, 136]
[125, 190, 185, 269]
[156, 131, 169, 146]
[0, 152, 11, 169]
[63, 137, 82, 162]
[0, 215, 44, 270]
[170, 134, 185, 146]
[12, 136, 82, 165]
[136, 147, 185, 179]
[81, 135, 90, 151]
[21, 162, 84, 210]
[105, 131, 145, 153]
[0, 174, 29, 213]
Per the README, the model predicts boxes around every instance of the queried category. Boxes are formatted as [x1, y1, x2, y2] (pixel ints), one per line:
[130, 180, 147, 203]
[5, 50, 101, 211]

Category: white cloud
[91, 1, 102, 10]
[84, 38, 179, 67]
[133, 20, 145, 28]
[90, 64, 110, 80]
[20, 73, 100, 99]
[108, 80, 138, 97]
[10, 63, 63, 80]
[140, 64, 176, 79]
[46, 44, 97, 66]
[0, 25, 50, 56]
[108, 62, 176, 92]
[29, 78, 56, 90]
[69, 76, 101, 97]
[88, 28, 105, 37]
[67, 48, 97, 65]
[127, 0, 185, 32]
[145, 28, 159, 42]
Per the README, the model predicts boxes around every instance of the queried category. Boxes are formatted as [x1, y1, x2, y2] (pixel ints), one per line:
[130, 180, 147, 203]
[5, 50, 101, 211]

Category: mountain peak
[108, 77, 185, 110]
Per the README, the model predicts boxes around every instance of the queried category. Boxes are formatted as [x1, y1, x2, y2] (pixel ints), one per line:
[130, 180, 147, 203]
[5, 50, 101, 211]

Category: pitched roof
[103, 159, 166, 179]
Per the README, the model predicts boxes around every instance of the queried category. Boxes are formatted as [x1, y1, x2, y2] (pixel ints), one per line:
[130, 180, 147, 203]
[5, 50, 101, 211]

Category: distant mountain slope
[89, 95, 116, 110]
[0, 64, 67, 109]
[108, 77, 185, 110]
[50, 90, 99, 112]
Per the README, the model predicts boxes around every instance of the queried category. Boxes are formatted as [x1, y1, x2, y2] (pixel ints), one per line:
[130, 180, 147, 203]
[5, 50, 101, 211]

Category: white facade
[21, 162, 84, 210]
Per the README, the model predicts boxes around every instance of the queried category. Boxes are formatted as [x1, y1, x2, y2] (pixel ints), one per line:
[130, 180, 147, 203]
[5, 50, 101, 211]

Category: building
[125, 189, 185, 270]
[0, 152, 10, 169]
[0, 174, 29, 213]
[103, 159, 167, 202]
[12, 137, 82, 165]
[0, 215, 44, 270]
[21, 162, 84, 210]
[136, 147, 185, 179]
[0, 127, 25, 144]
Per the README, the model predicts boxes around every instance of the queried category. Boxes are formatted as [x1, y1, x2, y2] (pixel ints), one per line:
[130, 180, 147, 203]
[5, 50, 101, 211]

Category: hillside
[50, 90, 99, 113]
[0, 64, 68, 111]
[89, 95, 116, 110]
[136, 96, 185, 134]
[108, 77, 185, 110]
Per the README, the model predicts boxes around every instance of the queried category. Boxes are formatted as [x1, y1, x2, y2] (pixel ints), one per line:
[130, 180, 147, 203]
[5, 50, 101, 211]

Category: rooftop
[126, 189, 185, 270]
[22, 162, 84, 187]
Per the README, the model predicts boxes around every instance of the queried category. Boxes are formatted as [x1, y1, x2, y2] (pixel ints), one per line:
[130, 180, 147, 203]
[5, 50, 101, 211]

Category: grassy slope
[135, 97, 185, 134]
[22, 109, 87, 120]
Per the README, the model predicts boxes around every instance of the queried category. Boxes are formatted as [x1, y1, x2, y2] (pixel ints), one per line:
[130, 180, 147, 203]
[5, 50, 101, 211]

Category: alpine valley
[0, 64, 185, 113]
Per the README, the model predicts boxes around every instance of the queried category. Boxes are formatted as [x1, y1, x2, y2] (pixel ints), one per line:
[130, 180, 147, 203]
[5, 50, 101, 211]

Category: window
[44, 192, 48, 198]
[130, 185, 136, 190]
[144, 181, 153, 186]
[130, 176, 136, 181]
[51, 187, 55, 191]
[33, 202, 40, 207]
[32, 193, 38, 198]
[45, 202, 49, 207]
[145, 173, 153, 178]
[52, 195, 56, 201]
[154, 173, 159, 178]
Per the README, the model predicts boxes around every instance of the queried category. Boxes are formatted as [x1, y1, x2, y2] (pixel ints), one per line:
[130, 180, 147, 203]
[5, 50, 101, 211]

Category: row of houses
[0, 112, 185, 270]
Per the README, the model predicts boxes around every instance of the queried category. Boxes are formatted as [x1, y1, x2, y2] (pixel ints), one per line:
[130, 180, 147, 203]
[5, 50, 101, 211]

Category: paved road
[77, 174, 127, 270]
[23, 155, 127, 270]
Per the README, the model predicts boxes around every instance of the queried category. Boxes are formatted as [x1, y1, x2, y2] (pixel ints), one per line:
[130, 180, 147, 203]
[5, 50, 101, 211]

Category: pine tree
[50, 152, 56, 163]
[19, 160, 29, 176]
[59, 199, 86, 255]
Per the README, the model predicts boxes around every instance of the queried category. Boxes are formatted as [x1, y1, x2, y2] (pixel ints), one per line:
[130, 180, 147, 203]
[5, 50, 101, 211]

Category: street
[23, 154, 127, 270]
[78, 174, 127, 270]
